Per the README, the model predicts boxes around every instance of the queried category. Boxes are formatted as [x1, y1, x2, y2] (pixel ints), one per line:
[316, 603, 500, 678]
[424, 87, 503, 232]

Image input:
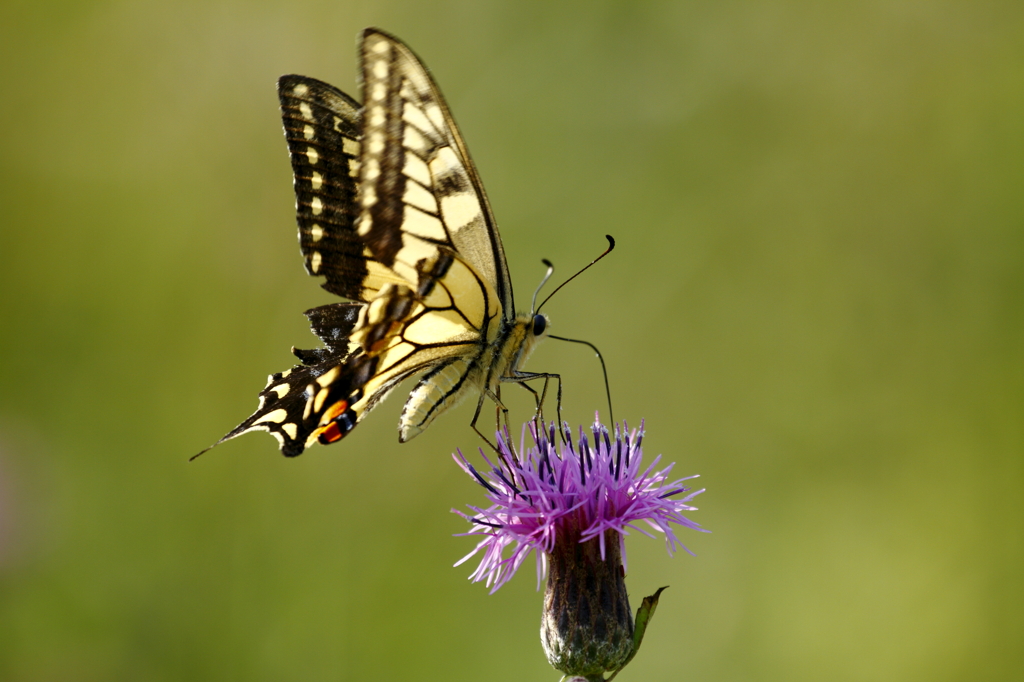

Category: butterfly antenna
[548, 334, 614, 426]
[536, 235, 615, 314]
[531, 259, 556, 313]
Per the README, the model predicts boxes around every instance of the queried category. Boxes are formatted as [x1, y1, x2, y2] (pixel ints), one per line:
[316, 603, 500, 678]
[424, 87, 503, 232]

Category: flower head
[453, 416, 707, 592]
[454, 416, 707, 678]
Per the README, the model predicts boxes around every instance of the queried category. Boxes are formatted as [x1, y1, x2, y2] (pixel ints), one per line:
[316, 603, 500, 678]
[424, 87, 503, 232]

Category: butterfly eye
[532, 314, 548, 337]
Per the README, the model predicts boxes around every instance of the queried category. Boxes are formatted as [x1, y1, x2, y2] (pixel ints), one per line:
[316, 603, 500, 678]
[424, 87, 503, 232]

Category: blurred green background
[1, 1, 1022, 680]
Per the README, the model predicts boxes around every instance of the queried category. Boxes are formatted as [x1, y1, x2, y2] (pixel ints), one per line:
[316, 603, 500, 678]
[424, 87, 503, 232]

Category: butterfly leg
[470, 388, 509, 455]
[494, 385, 516, 438]
[495, 385, 516, 438]
[515, 380, 543, 420]
[545, 374, 565, 442]
[506, 371, 564, 440]
[514, 379, 556, 444]
[537, 374, 560, 428]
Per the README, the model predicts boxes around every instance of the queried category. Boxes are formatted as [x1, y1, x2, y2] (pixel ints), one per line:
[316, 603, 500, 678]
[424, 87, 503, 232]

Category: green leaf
[605, 586, 668, 681]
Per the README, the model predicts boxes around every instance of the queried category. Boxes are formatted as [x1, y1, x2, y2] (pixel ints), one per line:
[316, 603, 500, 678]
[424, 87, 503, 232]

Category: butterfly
[197, 28, 561, 458]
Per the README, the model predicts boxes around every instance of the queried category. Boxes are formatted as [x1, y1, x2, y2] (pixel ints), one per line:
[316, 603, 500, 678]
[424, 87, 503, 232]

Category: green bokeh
[1, 1, 1022, 680]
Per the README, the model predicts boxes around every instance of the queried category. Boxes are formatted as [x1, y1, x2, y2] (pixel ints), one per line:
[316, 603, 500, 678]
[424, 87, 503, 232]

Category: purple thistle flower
[453, 416, 708, 678]
[453, 415, 706, 592]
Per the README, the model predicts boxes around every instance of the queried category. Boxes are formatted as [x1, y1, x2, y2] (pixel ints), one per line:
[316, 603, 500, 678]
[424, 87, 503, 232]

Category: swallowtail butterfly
[198, 28, 559, 457]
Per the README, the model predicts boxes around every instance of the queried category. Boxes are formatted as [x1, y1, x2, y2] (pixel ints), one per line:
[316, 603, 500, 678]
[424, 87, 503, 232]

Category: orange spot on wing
[318, 421, 343, 444]
[322, 399, 350, 422]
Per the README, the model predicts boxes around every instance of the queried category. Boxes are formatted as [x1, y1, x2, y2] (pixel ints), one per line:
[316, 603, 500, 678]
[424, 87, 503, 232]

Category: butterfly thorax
[483, 311, 549, 391]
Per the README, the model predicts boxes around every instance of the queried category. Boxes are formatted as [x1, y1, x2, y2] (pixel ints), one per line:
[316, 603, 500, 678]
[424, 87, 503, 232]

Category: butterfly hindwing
[195, 303, 361, 458]
[324, 248, 500, 444]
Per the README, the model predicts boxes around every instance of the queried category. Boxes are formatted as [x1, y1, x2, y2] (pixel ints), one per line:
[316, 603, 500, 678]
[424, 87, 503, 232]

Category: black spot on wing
[434, 166, 470, 196]
[415, 249, 454, 299]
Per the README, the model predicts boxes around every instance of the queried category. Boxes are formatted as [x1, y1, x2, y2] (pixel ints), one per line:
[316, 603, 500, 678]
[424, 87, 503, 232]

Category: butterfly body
[398, 309, 547, 442]
[197, 29, 554, 458]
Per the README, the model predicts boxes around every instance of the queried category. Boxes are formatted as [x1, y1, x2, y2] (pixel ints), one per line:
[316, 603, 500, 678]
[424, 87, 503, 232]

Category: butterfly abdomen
[399, 356, 478, 442]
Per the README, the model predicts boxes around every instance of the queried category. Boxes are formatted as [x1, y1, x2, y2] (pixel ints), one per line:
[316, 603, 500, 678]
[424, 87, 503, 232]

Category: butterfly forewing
[355, 30, 514, 316]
